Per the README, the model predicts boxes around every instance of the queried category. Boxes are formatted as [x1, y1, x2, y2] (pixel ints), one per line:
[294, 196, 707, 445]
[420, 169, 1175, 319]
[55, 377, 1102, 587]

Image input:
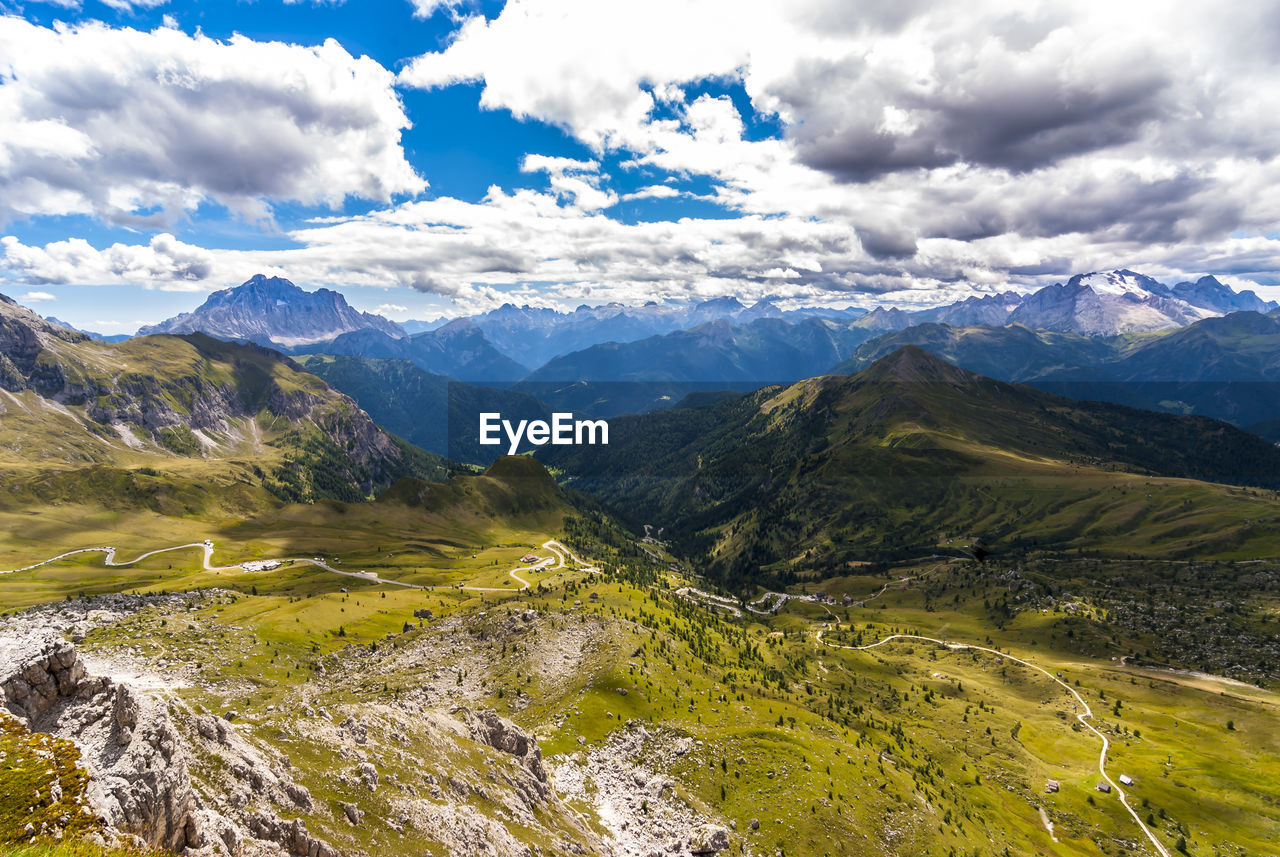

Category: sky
[1, 0, 1279, 333]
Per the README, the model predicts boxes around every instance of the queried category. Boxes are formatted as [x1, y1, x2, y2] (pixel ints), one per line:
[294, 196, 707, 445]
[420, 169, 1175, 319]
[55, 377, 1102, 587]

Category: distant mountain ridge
[836, 311, 1280, 430]
[42, 316, 131, 343]
[109, 269, 1278, 386]
[138, 275, 403, 347]
[452, 296, 868, 368]
[526, 316, 876, 386]
[291, 319, 529, 382]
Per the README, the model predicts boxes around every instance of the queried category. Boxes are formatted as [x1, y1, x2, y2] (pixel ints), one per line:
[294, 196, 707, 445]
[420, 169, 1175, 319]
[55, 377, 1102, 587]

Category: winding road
[3, 537, 1168, 855]
[0, 538, 596, 595]
[817, 630, 1171, 857]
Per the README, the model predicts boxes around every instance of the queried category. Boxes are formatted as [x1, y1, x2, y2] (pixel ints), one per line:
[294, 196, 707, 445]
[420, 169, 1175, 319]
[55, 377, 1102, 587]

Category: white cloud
[9, 184, 1278, 317]
[0, 18, 424, 226]
[6, 1, 1280, 309]
[398, 0, 1280, 291]
[520, 154, 616, 211]
[18, 290, 56, 302]
[2, 233, 216, 289]
[374, 303, 408, 315]
[621, 185, 680, 201]
[407, 0, 464, 18]
[99, 0, 168, 10]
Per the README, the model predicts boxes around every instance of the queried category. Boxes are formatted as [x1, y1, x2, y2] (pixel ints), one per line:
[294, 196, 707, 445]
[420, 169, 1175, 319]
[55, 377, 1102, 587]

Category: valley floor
[2, 518, 1278, 857]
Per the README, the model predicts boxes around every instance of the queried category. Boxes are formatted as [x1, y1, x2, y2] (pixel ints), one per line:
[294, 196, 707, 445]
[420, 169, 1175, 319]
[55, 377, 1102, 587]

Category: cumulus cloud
[9, 182, 1278, 316]
[5, 0, 1280, 309]
[1, 233, 216, 289]
[0, 18, 424, 225]
[396, 0, 1280, 297]
[520, 155, 616, 211]
[621, 185, 681, 201]
[407, 0, 464, 18]
[18, 290, 55, 302]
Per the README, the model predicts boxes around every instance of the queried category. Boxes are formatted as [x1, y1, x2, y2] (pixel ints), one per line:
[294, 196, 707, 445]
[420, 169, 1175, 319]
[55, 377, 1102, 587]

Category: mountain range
[526, 316, 876, 384]
[18, 269, 1280, 440]
[0, 291, 444, 508]
[452, 296, 868, 368]
[116, 269, 1274, 379]
[838, 311, 1280, 430]
[539, 346, 1280, 584]
[289, 320, 529, 382]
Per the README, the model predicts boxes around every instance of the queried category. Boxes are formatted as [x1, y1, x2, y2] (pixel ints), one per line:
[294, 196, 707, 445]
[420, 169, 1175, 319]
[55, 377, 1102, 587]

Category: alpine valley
[3, 269, 1280, 857]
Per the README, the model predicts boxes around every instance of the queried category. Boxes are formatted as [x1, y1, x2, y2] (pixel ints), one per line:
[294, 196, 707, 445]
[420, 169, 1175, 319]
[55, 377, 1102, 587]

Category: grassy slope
[1, 303, 447, 506]
[36, 546, 1278, 857]
[542, 348, 1280, 584]
[1, 451, 1276, 856]
[296, 354, 550, 463]
[0, 458, 568, 611]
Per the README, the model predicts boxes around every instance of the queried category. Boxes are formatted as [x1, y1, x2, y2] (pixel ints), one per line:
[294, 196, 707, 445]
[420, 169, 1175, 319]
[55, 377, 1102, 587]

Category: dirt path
[675, 586, 743, 617]
[817, 630, 1171, 857]
[0, 539, 600, 595]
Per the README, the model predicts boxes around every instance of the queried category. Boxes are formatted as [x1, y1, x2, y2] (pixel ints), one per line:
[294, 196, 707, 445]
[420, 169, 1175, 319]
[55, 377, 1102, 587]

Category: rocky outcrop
[0, 630, 339, 857]
[0, 637, 102, 721]
[466, 708, 548, 784]
[1, 634, 198, 852]
[245, 813, 336, 857]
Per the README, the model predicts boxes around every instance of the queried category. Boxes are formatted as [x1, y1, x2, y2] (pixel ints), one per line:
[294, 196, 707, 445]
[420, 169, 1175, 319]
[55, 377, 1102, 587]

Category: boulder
[688, 823, 731, 854]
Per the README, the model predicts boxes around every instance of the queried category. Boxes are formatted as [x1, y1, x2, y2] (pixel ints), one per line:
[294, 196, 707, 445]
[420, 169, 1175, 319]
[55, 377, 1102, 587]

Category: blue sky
[2, 0, 1279, 333]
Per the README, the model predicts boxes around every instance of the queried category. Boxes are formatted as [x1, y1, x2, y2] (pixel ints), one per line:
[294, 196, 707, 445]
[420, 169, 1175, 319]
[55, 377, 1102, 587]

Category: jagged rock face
[0, 629, 339, 857]
[468, 708, 548, 785]
[688, 824, 731, 854]
[0, 638, 100, 720]
[1008, 270, 1214, 335]
[1, 635, 197, 853]
[137, 274, 404, 347]
[0, 296, 89, 394]
[1171, 275, 1278, 314]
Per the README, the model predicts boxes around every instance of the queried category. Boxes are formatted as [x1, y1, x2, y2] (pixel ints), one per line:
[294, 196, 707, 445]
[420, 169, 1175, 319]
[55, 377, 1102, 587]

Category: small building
[1118, 774, 1134, 786]
[1045, 780, 1059, 793]
[1096, 782, 1111, 793]
[521, 554, 540, 563]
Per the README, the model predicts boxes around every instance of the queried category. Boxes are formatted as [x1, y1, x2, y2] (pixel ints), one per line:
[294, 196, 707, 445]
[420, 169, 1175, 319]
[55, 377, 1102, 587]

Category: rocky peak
[137, 274, 404, 347]
[1171, 275, 1278, 314]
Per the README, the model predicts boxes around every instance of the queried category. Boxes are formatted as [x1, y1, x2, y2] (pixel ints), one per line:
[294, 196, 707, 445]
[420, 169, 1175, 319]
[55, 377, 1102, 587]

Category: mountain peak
[1170, 274, 1278, 314]
[860, 345, 974, 386]
[1068, 269, 1169, 298]
[138, 274, 403, 347]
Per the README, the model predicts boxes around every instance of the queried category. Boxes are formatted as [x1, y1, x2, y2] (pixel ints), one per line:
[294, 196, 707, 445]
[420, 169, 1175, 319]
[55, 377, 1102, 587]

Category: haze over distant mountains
[123, 269, 1274, 365]
[22, 269, 1280, 435]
